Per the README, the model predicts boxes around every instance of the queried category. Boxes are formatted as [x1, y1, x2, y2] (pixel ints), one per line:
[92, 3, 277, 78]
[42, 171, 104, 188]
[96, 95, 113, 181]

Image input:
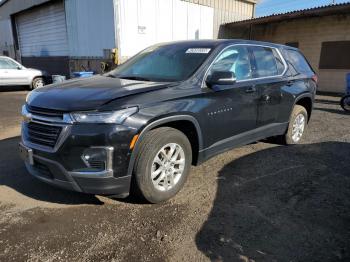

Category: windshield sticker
[186, 48, 211, 54]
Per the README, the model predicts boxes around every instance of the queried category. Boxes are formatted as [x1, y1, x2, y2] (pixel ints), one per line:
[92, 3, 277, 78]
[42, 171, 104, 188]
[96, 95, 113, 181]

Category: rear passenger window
[251, 47, 284, 77]
[285, 49, 314, 74]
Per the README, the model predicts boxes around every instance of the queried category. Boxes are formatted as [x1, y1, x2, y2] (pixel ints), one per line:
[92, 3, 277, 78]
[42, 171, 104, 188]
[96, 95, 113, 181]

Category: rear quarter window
[284, 49, 314, 75]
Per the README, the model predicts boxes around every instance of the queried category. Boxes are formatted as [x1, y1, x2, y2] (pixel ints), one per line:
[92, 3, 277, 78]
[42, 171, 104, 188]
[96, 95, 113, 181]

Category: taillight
[311, 74, 318, 84]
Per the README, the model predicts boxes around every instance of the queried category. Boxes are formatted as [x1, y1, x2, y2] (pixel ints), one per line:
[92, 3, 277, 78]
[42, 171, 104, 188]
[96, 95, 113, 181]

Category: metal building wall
[181, 0, 255, 37]
[0, 0, 51, 59]
[0, 18, 14, 57]
[65, 0, 115, 57]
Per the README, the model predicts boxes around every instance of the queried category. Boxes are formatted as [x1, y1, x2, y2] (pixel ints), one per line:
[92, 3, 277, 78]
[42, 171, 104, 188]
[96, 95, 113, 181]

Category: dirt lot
[0, 91, 349, 262]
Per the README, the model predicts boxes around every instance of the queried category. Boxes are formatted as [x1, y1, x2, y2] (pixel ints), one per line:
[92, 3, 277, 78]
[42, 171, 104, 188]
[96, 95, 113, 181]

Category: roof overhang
[0, 0, 10, 8]
[225, 2, 350, 28]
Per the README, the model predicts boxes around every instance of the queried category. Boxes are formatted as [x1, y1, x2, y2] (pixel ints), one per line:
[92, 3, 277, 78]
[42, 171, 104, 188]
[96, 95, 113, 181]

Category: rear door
[249, 46, 287, 126]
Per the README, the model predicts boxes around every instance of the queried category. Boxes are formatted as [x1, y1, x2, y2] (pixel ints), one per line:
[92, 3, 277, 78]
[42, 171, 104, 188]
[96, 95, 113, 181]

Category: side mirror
[206, 71, 236, 88]
[17, 66, 22, 70]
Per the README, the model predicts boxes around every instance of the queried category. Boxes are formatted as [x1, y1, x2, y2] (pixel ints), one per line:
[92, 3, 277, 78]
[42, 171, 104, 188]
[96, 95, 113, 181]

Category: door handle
[286, 80, 295, 86]
[261, 94, 271, 102]
[245, 86, 256, 93]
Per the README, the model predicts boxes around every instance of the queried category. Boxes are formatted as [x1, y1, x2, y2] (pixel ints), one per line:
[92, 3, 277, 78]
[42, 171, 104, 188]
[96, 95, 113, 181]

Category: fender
[293, 92, 314, 119]
[294, 92, 314, 105]
[126, 115, 203, 177]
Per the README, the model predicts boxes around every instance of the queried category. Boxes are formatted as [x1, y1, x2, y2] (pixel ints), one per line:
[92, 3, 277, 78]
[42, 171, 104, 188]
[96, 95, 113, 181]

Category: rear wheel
[133, 127, 192, 203]
[283, 105, 308, 145]
[31, 77, 45, 90]
[340, 95, 350, 112]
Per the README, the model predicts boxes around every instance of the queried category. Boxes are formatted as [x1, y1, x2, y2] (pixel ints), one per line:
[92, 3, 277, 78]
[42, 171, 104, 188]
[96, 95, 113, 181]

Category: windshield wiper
[118, 76, 152, 81]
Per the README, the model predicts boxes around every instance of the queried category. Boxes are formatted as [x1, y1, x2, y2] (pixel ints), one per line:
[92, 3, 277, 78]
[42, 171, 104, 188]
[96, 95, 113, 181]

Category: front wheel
[133, 127, 192, 203]
[283, 105, 308, 145]
[340, 95, 350, 112]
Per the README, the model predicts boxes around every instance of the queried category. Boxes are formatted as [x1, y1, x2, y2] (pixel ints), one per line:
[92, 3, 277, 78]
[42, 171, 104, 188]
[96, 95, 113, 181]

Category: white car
[0, 56, 48, 89]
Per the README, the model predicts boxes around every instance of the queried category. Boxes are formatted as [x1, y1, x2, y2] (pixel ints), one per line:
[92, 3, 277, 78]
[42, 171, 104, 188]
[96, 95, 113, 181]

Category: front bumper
[20, 119, 138, 197]
[23, 153, 131, 196]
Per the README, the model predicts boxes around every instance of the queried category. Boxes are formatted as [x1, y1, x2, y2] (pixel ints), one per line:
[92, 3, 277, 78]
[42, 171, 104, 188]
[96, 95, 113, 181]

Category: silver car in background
[0, 56, 48, 90]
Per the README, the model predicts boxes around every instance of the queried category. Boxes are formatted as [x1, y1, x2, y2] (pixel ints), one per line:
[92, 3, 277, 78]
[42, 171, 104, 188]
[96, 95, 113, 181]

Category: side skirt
[197, 122, 288, 165]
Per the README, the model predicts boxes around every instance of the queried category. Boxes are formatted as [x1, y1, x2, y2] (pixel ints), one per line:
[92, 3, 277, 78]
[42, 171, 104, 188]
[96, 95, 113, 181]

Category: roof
[225, 2, 350, 27]
[0, 0, 9, 7]
[157, 39, 289, 50]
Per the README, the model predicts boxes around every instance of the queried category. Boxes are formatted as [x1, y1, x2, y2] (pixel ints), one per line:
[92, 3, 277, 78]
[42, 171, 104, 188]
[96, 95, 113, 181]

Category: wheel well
[296, 97, 312, 122]
[152, 120, 200, 165]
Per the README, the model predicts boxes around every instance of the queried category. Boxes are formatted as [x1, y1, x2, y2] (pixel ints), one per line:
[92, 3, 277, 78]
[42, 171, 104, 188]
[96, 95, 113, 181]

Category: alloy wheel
[151, 143, 185, 191]
[291, 113, 305, 142]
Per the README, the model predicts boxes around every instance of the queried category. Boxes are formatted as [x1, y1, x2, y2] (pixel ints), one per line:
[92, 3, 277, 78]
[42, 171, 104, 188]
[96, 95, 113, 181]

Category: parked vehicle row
[19, 40, 317, 203]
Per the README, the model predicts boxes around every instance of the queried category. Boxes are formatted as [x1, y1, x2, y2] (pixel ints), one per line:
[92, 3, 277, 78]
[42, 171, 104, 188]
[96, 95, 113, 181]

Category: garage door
[16, 1, 69, 57]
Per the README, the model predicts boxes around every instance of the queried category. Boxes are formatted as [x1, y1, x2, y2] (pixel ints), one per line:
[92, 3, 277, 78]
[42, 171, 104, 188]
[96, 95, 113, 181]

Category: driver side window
[0, 58, 18, 69]
[208, 46, 252, 81]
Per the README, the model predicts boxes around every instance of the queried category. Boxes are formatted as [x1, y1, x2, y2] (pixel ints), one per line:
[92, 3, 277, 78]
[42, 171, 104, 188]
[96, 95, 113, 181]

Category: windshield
[107, 44, 214, 82]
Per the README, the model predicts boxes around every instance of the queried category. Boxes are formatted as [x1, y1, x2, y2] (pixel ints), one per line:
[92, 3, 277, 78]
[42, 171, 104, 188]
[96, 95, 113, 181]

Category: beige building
[221, 2, 350, 93]
[183, 0, 257, 37]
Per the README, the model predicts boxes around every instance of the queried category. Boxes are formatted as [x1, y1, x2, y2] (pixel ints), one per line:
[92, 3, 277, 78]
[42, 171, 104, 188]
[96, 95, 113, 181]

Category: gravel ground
[0, 91, 349, 262]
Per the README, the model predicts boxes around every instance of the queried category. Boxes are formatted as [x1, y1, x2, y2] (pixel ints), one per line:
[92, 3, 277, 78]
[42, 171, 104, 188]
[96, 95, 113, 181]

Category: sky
[256, 0, 350, 17]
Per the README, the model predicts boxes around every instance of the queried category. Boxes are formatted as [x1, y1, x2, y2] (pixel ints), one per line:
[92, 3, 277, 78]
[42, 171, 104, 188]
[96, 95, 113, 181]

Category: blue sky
[256, 0, 350, 17]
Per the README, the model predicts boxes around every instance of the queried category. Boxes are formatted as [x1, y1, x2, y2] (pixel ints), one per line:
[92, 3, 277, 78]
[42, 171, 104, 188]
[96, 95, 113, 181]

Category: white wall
[117, 0, 214, 60]
[65, 0, 116, 57]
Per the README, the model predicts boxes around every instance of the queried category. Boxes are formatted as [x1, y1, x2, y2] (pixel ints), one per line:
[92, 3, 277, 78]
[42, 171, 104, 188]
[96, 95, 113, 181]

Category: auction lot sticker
[186, 48, 211, 54]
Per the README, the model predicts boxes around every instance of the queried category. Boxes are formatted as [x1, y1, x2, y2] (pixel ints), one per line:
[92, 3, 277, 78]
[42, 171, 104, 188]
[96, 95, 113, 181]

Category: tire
[283, 105, 308, 145]
[340, 95, 350, 112]
[31, 77, 45, 90]
[133, 127, 192, 203]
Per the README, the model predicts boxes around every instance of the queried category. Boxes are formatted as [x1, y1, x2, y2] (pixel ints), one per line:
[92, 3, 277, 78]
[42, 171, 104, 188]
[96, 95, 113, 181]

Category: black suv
[20, 40, 316, 203]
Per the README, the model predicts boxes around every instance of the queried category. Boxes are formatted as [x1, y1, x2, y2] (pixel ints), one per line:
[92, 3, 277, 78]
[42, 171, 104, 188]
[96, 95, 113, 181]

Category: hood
[27, 75, 170, 111]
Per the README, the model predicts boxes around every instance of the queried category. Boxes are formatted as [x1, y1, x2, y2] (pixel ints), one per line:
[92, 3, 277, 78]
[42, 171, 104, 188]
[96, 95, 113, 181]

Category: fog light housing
[81, 147, 114, 172]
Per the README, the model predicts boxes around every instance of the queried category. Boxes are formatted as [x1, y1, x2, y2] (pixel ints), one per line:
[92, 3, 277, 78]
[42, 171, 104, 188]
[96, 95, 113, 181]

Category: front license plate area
[19, 143, 34, 165]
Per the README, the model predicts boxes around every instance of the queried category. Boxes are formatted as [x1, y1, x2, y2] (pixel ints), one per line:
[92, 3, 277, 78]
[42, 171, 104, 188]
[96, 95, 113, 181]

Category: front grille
[27, 105, 65, 119]
[27, 122, 62, 148]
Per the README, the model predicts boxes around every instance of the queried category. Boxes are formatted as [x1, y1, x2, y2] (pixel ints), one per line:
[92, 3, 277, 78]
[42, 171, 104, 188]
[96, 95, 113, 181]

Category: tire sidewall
[286, 105, 308, 145]
[340, 95, 350, 112]
[135, 129, 192, 203]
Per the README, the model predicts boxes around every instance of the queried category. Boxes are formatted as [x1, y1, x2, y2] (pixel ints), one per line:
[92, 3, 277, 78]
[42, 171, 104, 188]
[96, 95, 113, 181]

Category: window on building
[319, 41, 350, 69]
[251, 46, 281, 77]
[209, 46, 252, 81]
[286, 42, 299, 48]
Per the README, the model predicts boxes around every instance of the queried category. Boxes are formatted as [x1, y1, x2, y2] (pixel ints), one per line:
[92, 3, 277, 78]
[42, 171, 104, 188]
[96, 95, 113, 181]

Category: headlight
[25, 91, 33, 103]
[71, 107, 138, 124]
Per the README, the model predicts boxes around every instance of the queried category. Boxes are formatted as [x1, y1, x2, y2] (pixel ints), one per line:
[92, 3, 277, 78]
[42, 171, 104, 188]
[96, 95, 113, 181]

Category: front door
[200, 45, 259, 149]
